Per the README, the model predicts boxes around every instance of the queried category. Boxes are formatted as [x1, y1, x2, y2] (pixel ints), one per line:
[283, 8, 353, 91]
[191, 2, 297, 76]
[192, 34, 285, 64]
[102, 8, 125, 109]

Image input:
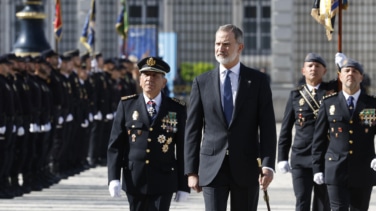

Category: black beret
[104, 58, 115, 65]
[41, 49, 58, 59]
[137, 57, 170, 75]
[95, 52, 102, 59]
[0, 55, 12, 65]
[64, 49, 80, 58]
[340, 58, 363, 74]
[304, 52, 326, 67]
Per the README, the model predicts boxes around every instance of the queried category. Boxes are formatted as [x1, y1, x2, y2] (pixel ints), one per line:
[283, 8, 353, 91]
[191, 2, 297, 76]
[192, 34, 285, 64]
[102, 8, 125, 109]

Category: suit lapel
[139, 94, 151, 126]
[339, 92, 352, 119]
[232, 65, 250, 124]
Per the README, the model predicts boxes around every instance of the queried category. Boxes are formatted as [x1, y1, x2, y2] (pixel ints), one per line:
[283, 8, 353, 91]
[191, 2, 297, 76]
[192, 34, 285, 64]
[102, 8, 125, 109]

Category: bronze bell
[13, 0, 51, 57]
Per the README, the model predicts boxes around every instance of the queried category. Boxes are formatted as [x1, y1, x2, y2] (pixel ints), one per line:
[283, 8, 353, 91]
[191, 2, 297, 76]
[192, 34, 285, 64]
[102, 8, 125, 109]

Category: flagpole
[337, 0, 343, 91]
[55, 38, 59, 53]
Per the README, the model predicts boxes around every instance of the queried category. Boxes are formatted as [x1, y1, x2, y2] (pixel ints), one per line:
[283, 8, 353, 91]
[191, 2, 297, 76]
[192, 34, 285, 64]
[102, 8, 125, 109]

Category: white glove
[313, 172, 324, 185]
[58, 116, 64, 125]
[17, 126, 25, 136]
[370, 159, 376, 171]
[65, 113, 74, 122]
[0, 126, 5, 134]
[94, 111, 103, 121]
[88, 113, 94, 122]
[81, 119, 89, 128]
[41, 123, 51, 132]
[277, 161, 291, 174]
[108, 180, 121, 198]
[335, 52, 347, 68]
[35, 124, 41, 133]
[174, 191, 189, 202]
[12, 125, 17, 133]
[106, 113, 114, 120]
[29, 123, 37, 133]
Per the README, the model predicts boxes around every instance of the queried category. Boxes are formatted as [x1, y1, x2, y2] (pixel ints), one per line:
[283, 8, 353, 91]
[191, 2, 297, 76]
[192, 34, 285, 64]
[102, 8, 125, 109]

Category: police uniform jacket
[107, 93, 190, 195]
[278, 82, 336, 168]
[312, 91, 376, 187]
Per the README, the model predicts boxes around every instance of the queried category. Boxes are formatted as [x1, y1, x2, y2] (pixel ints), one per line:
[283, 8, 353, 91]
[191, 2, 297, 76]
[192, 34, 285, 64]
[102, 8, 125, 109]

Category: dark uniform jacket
[312, 91, 376, 187]
[107, 93, 190, 195]
[278, 82, 336, 168]
[184, 64, 277, 187]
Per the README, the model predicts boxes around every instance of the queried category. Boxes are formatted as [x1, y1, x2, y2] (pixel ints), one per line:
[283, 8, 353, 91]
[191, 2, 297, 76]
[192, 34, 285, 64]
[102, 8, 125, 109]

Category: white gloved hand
[41, 123, 51, 132]
[65, 113, 74, 122]
[35, 124, 41, 133]
[174, 191, 189, 202]
[29, 123, 37, 133]
[106, 113, 114, 120]
[58, 116, 64, 125]
[81, 119, 89, 128]
[88, 113, 94, 122]
[17, 126, 25, 136]
[370, 159, 376, 171]
[313, 172, 324, 185]
[277, 161, 291, 174]
[94, 111, 103, 121]
[12, 125, 17, 133]
[0, 126, 5, 134]
[108, 180, 121, 198]
[335, 52, 347, 68]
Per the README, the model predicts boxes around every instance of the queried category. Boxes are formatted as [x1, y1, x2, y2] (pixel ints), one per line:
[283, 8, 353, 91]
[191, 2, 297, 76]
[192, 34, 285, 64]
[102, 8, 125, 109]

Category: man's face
[302, 62, 327, 84]
[339, 67, 363, 91]
[47, 55, 59, 68]
[139, 71, 166, 99]
[215, 30, 243, 68]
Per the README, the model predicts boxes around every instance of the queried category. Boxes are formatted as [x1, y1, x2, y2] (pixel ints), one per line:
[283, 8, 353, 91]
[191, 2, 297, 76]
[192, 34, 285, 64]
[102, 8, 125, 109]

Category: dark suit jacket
[278, 82, 336, 168]
[107, 93, 190, 195]
[184, 63, 277, 187]
[312, 91, 376, 187]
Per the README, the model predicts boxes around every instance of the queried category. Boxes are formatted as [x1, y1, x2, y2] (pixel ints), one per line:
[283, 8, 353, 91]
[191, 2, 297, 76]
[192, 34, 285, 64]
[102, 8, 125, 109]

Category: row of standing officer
[0, 49, 138, 199]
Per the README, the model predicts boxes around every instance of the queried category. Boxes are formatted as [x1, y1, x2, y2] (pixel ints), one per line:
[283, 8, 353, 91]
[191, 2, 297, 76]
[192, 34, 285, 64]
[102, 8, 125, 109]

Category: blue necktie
[347, 96, 354, 115]
[223, 70, 233, 124]
[147, 100, 157, 122]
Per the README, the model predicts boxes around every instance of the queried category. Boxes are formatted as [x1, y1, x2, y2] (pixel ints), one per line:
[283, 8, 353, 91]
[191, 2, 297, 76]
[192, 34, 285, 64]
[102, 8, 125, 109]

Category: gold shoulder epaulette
[323, 92, 337, 99]
[172, 97, 186, 106]
[121, 94, 137, 101]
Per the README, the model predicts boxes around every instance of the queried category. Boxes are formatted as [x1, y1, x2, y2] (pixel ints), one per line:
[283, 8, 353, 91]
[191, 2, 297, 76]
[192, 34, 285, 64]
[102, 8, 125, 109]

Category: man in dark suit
[278, 53, 333, 211]
[312, 55, 376, 211]
[107, 57, 190, 211]
[184, 24, 277, 211]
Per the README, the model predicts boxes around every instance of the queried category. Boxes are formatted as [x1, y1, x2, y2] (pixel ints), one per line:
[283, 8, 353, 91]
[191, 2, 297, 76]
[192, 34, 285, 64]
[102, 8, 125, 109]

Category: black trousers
[291, 168, 330, 211]
[126, 192, 173, 211]
[202, 156, 259, 211]
[327, 184, 373, 211]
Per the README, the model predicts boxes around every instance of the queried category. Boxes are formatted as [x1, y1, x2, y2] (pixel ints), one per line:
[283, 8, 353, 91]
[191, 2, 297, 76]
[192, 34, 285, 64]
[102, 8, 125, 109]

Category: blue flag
[80, 0, 96, 52]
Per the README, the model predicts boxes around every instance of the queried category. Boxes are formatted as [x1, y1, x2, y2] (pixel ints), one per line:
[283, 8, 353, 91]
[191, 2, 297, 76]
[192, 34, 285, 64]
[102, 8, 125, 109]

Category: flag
[54, 0, 63, 40]
[311, 0, 348, 40]
[80, 0, 96, 52]
[115, 0, 129, 39]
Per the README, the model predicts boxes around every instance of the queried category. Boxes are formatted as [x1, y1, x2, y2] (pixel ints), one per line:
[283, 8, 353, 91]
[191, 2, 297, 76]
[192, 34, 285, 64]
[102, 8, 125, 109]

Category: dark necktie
[347, 96, 354, 115]
[223, 70, 233, 124]
[312, 88, 318, 101]
[147, 100, 157, 121]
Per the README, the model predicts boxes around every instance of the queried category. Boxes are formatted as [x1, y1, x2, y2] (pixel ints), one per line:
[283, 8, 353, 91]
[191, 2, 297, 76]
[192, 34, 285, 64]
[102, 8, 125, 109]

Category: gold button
[349, 130, 353, 134]
[349, 140, 353, 144]
[329, 157, 332, 161]
[333, 119, 336, 123]
[349, 120, 353, 124]
[132, 125, 135, 128]
[145, 160, 150, 164]
[149, 127, 153, 131]
[349, 150, 353, 155]
[146, 149, 150, 153]
[147, 138, 152, 142]
[171, 168, 175, 171]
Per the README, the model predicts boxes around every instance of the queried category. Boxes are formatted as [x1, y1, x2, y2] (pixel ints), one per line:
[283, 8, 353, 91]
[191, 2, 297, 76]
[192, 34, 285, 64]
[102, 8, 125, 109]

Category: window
[243, 0, 271, 55]
[128, 2, 159, 25]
